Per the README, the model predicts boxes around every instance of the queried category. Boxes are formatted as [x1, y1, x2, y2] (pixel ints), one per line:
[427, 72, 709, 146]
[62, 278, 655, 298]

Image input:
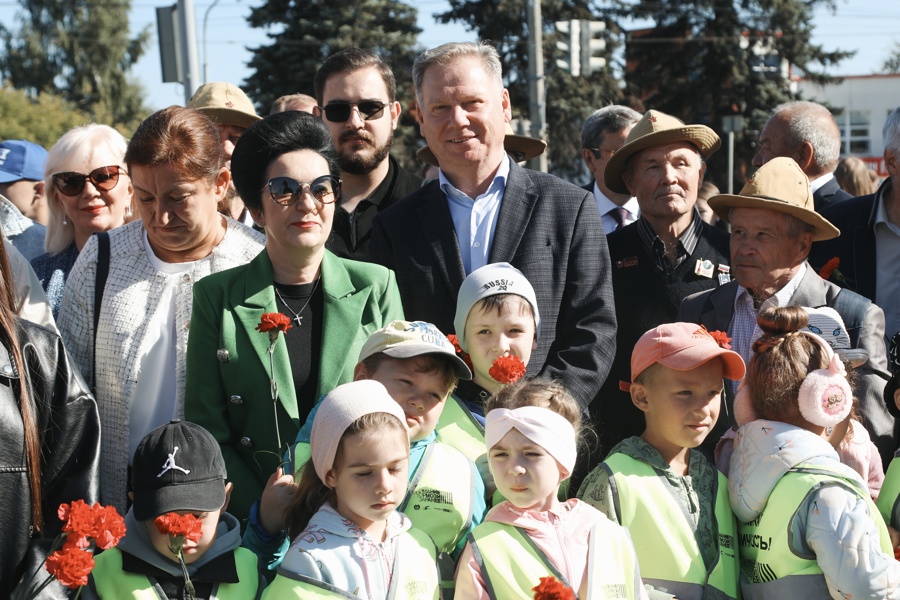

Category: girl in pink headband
[455, 379, 648, 599]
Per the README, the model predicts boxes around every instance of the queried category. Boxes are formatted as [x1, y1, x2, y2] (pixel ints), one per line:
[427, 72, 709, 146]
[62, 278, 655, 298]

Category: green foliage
[0, 0, 150, 130]
[610, 0, 853, 187]
[883, 42, 900, 73]
[436, 0, 624, 179]
[243, 0, 424, 171]
[0, 85, 90, 147]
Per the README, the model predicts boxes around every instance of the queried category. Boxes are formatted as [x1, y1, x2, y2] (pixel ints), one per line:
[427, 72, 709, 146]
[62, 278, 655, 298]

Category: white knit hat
[453, 262, 540, 353]
[309, 380, 408, 484]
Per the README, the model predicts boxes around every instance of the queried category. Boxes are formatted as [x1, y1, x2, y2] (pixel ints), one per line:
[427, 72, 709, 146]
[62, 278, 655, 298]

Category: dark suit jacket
[809, 179, 887, 303]
[678, 266, 895, 461]
[370, 160, 616, 410]
[185, 249, 404, 518]
[813, 176, 853, 211]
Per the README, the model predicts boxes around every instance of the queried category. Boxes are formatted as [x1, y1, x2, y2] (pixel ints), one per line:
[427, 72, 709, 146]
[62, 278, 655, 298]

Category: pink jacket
[455, 498, 648, 600]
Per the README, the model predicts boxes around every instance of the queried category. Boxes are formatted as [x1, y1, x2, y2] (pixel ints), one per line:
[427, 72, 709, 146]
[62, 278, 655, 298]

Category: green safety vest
[876, 457, 900, 529]
[738, 462, 893, 600]
[435, 394, 486, 464]
[468, 518, 638, 600]
[90, 546, 259, 599]
[261, 527, 440, 600]
[602, 453, 740, 600]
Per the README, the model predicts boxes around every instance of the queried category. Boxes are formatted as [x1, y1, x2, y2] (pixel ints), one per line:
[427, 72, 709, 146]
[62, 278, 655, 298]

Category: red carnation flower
[45, 547, 95, 589]
[706, 328, 733, 350]
[446, 333, 474, 372]
[256, 312, 293, 334]
[489, 354, 526, 384]
[155, 513, 203, 543]
[819, 257, 840, 281]
[58, 500, 126, 551]
[532, 575, 576, 600]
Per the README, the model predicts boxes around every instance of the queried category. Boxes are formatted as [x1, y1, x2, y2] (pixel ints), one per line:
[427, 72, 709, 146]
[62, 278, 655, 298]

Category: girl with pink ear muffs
[726, 306, 899, 599]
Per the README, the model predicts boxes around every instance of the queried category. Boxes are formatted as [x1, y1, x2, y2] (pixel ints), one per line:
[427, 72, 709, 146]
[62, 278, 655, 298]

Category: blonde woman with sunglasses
[31, 124, 134, 317]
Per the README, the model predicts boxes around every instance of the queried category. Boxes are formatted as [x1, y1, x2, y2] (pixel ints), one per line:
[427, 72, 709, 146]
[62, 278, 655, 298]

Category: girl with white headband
[262, 380, 441, 599]
[455, 379, 647, 599]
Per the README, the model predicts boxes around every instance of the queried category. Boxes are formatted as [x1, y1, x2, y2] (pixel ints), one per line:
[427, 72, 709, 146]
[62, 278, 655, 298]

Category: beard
[338, 129, 393, 175]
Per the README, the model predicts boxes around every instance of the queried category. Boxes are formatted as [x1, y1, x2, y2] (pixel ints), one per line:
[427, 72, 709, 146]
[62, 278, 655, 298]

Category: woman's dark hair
[285, 411, 407, 538]
[124, 106, 223, 184]
[748, 306, 828, 423]
[230, 111, 340, 214]
[0, 235, 42, 530]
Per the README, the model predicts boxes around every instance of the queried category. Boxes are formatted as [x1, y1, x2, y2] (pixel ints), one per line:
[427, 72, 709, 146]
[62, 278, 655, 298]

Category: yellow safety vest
[602, 453, 740, 600]
[738, 462, 893, 600]
[876, 457, 900, 529]
[261, 527, 440, 600]
[90, 546, 259, 599]
[467, 518, 638, 600]
[434, 394, 486, 464]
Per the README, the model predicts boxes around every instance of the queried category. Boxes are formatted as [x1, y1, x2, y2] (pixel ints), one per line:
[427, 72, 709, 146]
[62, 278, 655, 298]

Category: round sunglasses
[266, 175, 341, 206]
[52, 165, 123, 196]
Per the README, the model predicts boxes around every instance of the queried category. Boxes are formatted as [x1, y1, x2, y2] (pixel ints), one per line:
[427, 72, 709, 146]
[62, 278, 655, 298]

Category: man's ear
[631, 383, 651, 413]
[796, 141, 815, 173]
[222, 481, 234, 513]
[33, 180, 45, 200]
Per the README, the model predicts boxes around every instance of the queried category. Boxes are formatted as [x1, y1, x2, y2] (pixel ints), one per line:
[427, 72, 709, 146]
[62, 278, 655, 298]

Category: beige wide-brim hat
[604, 109, 721, 195]
[707, 157, 840, 242]
[188, 82, 261, 129]
[416, 122, 547, 167]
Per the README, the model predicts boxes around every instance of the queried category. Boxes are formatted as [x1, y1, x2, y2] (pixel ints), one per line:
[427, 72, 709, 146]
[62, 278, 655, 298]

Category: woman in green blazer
[185, 112, 404, 519]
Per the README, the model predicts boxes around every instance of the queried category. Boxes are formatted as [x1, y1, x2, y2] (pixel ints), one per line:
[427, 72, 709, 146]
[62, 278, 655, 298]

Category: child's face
[360, 356, 451, 442]
[633, 360, 724, 460]
[146, 508, 222, 565]
[488, 427, 561, 512]
[464, 298, 536, 392]
[326, 430, 409, 541]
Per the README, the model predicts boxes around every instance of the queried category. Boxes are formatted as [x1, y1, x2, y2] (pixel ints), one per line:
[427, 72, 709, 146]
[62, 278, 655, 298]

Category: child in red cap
[579, 322, 745, 600]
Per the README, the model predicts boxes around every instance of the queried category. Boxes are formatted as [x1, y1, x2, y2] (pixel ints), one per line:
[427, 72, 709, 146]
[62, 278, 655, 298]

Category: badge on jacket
[694, 259, 714, 278]
[717, 264, 731, 285]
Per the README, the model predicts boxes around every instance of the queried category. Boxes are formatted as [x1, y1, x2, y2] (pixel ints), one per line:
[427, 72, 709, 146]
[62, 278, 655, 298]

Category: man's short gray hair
[413, 42, 503, 102]
[771, 101, 841, 171]
[883, 107, 900, 157]
[581, 105, 642, 150]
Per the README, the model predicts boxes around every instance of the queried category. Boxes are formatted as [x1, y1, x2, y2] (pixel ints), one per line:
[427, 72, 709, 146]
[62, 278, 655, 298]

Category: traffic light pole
[526, 0, 548, 172]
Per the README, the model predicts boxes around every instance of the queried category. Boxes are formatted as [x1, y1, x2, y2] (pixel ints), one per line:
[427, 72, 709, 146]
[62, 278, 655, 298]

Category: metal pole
[202, 0, 222, 84]
[727, 131, 735, 194]
[177, 0, 202, 103]
[526, 0, 548, 172]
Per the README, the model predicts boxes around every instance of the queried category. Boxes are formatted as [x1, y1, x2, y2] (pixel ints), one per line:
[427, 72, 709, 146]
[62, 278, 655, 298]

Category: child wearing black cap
[85, 420, 264, 599]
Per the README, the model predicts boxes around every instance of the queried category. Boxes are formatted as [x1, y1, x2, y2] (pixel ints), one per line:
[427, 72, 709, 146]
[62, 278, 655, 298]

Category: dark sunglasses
[266, 175, 341, 206]
[319, 101, 387, 123]
[53, 165, 123, 196]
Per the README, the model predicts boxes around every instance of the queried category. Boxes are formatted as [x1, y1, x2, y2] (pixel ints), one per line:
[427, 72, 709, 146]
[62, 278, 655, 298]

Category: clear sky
[26, 0, 900, 111]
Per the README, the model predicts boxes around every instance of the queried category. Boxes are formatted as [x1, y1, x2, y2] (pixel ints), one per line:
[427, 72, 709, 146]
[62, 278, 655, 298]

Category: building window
[835, 109, 870, 155]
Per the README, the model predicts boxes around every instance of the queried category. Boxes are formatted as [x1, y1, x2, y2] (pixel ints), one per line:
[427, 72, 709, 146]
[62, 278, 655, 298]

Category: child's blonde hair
[286, 412, 407, 538]
[487, 379, 582, 435]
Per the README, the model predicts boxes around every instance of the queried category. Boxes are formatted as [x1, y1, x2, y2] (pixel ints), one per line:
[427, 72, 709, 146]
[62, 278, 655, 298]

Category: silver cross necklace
[274, 279, 320, 327]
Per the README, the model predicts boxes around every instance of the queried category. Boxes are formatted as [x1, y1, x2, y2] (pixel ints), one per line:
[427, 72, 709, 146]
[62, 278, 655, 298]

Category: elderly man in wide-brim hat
[588, 109, 733, 462]
[679, 157, 895, 463]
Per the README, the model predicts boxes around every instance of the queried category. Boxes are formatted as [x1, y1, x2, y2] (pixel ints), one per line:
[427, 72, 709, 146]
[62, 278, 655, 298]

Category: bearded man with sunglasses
[313, 48, 422, 262]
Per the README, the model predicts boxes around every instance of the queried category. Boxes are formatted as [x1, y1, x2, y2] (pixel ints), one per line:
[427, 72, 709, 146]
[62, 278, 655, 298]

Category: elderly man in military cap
[593, 110, 732, 459]
[679, 157, 894, 461]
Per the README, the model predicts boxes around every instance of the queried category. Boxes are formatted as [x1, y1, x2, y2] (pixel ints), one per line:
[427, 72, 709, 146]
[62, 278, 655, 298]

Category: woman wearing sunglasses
[57, 106, 265, 512]
[184, 111, 403, 520]
[30, 124, 134, 317]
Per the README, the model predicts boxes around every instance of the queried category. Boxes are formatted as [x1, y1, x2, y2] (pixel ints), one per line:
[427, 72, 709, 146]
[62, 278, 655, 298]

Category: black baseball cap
[131, 420, 227, 522]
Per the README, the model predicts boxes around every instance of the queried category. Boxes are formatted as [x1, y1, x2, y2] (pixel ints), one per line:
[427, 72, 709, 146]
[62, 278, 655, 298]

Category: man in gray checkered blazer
[371, 42, 616, 410]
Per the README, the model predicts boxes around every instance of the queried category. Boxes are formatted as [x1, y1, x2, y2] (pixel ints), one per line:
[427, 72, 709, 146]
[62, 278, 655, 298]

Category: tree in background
[243, 0, 423, 171]
[0, 0, 150, 131]
[611, 0, 852, 187]
[436, 0, 625, 179]
[883, 42, 900, 73]
[0, 86, 96, 147]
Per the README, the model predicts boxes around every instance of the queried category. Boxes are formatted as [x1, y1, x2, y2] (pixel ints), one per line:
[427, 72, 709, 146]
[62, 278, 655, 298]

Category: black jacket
[2, 320, 100, 599]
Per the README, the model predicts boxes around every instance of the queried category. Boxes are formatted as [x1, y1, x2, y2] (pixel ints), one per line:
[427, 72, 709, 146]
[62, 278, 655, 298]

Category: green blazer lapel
[233, 250, 299, 423]
[317, 251, 369, 397]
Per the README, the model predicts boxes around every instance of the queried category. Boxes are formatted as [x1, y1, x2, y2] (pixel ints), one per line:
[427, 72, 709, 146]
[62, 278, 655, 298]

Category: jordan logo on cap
[157, 446, 191, 477]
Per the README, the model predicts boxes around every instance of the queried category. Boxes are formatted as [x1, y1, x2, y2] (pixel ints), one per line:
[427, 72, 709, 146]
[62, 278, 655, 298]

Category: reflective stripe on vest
[469, 519, 637, 599]
[91, 546, 259, 599]
[876, 457, 900, 529]
[435, 395, 486, 464]
[738, 463, 892, 597]
[603, 453, 739, 600]
[262, 528, 440, 600]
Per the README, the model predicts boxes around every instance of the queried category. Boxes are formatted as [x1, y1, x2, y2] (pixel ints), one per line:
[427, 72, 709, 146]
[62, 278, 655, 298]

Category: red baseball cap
[621, 323, 746, 392]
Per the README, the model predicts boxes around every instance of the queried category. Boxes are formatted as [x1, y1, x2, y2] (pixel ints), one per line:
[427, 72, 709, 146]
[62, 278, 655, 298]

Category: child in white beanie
[261, 380, 440, 599]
